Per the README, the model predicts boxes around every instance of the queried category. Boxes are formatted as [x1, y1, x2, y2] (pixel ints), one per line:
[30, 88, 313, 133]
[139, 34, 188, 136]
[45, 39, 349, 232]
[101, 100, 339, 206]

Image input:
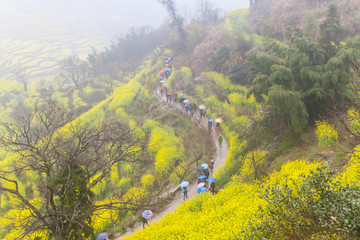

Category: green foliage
[167, 67, 193, 93]
[260, 21, 275, 38]
[51, 92, 69, 108]
[247, 33, 354, 133]
[229, 62, 250, 85]
[223, 8, 251, 50]
[81, 86, 106, 105]
[51, 162, 94, 239]
[206, 45, 230, 73]
[319, 3, 343, 59]
[302, 11, 318, 39]
[267, 85, 308, 134]
[268, 65, 295, 89]
[247, 166, 360, 239]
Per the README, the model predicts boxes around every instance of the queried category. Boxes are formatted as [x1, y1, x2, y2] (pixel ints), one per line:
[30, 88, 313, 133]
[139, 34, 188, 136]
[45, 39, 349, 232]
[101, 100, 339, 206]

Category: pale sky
[0, 0, 249, 37]
[0, 0, 249, 80]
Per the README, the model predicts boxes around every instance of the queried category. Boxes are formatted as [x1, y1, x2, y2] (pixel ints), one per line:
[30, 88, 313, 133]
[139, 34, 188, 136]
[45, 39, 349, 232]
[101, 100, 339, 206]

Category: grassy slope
[125, 3, 360, 239]
[0, 58, 216, 238]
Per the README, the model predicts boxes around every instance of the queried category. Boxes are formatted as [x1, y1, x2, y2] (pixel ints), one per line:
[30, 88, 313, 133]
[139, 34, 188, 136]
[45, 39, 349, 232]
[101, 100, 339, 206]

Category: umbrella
[159, 80, 166, 83]
[180, 181, 189, 187]
[97, 233, 108, 240]
[172, 90, 177, 92]
[215, 118, 224, 123]
[197, 183, 205, 188]
[183, 100, 190, 104]
[183, 96, 188, 99]
[142, 210, 153, 219]
[198, 175, 207, 179]
[159, 71, 164, 74]
[199, 105, 206, 110]
[208, 119, 214, 122]
[196, 166, 204, 171]
[198, 186, 207, 194]
[180, 94, 185, 97]
[201, 163, 208, 169]
[207, 178, 217, 182]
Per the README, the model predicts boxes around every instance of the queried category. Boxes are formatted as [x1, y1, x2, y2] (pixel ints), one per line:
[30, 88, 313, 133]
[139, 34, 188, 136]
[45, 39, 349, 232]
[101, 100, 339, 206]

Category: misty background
[0, 0, 248, 81]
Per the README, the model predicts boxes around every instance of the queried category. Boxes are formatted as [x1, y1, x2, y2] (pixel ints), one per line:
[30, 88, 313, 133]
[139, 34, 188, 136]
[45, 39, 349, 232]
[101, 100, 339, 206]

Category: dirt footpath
[116, 91, 228, 239]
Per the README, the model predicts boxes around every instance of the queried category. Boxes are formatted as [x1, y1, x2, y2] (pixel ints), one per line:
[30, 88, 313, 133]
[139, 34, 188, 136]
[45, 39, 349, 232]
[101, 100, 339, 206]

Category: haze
[0, 0, 248, 81]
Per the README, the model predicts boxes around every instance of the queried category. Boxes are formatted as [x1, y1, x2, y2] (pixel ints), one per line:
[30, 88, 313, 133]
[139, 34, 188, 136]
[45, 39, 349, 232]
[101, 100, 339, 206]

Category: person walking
[203, 168, 209, 179]
[215, 122, 220, 133]
[141, 216, 149, 228]
[200, 108, 206, 119]
[218, 135, 223, 147]
[209, 181, 216, 194]
[160, 83, 164, 96]
[182, 186, 188, 201]
[209, 160, 214, 176]
[173, 92, 177, 103]
[208, 120, 213, 133]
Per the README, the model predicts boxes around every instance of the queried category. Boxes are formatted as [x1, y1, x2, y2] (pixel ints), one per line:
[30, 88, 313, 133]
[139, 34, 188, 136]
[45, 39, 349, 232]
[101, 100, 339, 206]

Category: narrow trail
[116, 89, 229, 239]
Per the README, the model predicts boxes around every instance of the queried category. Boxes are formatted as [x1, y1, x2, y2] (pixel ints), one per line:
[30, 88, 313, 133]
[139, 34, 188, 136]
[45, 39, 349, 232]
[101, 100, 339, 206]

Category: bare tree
[0, 99, 147, 239]
[12, 66, 28, 91]
[60, 56, 90, 88]
[53, 73, 68, 90]
[196, 0, 219, 27]
[99, 74, 115, 95]
[157, 0, 187, 49]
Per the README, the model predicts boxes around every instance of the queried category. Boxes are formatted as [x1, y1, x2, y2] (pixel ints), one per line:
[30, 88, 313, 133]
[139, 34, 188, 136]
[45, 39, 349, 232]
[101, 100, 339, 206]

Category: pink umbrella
[197, 182, 205, 188]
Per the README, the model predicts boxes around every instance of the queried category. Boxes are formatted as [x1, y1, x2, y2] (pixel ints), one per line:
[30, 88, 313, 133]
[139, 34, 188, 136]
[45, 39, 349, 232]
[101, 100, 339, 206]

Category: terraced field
[0, 9, 111, 82]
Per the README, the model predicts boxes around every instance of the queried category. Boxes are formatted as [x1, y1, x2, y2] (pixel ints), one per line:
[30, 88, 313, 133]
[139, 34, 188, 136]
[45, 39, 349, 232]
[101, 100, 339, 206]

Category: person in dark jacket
[182, 186, 188, 201]
[141, 216, 149, 228]
[209, 182, 216, 194]
[208, 120, 213, 133]
[203, 168, 209, 179]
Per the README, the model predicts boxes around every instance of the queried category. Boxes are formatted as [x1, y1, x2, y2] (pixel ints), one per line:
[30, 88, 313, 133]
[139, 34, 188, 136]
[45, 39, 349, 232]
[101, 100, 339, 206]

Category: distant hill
[248, 0, 360, 38]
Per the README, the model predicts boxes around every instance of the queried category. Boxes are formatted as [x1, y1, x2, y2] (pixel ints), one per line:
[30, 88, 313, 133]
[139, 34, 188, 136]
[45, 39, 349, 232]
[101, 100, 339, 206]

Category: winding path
[116, 89, 229, 239]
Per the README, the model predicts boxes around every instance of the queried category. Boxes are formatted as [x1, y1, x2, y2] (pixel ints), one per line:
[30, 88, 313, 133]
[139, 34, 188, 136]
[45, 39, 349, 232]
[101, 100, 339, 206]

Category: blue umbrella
[198, 186, 207, 194]
[207, 178, 217, 182]
[180, 94, 185, 97]
[183, 96, 188, 99]
[172, 90, 177, 92]
[208, 119, 214, 122]
[198, 175, 207, 179]
[180, 181, 189, 187]
[142, 210, 153, 219]
[201, 163, 208, 169]
[196, 166, 204, 171]
[183, 100, 190, 104]
[97, 233, 108, 240]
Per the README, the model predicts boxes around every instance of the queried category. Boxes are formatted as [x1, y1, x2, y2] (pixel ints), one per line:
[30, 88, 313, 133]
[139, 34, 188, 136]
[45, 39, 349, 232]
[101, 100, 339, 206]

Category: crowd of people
[157, 56, 224, 199]
[158, 57, 224, 135]
[96, 56, 227, 239]
[121, 56, 225, 234]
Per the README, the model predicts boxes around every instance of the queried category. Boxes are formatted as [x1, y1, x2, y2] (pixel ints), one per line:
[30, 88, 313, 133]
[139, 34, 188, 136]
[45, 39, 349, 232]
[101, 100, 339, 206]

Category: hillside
[248, 0, 360, 39]
[123, 1, 360, 239]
